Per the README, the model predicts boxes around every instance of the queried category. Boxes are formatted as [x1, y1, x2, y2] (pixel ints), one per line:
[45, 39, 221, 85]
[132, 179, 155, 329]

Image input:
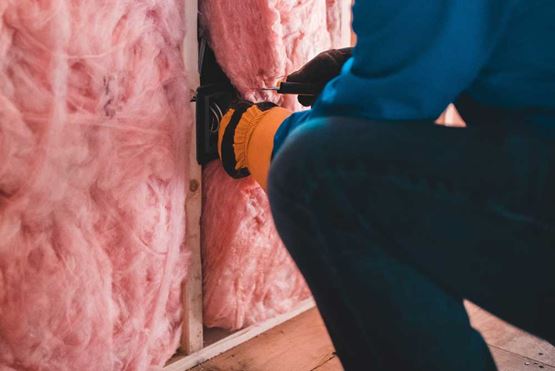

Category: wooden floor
[192, 302, 554, 371]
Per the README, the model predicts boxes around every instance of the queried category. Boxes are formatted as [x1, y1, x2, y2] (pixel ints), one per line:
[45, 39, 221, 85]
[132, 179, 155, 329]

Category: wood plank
[189, 305, 332, 371]
[166, 300, 316, 370]
[181, 0, 204, 355]
[466, 302, 555, 367]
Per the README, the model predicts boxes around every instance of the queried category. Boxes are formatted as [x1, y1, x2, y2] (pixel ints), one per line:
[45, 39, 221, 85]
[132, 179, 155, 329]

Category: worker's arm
[219, 0, 519, 188]
[273, 0, 520, 153]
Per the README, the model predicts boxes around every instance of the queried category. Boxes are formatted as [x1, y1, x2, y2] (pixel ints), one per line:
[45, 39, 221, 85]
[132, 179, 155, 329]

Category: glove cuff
[218, 102, 279, 179]
[233, 102, 276, 171]
[246, 106, 292, 189]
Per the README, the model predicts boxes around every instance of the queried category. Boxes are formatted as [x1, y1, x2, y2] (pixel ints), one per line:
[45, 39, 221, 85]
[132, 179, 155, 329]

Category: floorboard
[489, 346, 554, 371]
[193, 305, 554, 371]
[191, 309, 336, 371]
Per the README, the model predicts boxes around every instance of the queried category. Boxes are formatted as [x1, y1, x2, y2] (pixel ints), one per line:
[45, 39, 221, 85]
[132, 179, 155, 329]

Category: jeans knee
[268, 119, 329, 200]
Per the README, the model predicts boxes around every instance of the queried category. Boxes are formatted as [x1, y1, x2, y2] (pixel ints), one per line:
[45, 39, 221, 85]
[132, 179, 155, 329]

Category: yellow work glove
[218, 101, 291, 190]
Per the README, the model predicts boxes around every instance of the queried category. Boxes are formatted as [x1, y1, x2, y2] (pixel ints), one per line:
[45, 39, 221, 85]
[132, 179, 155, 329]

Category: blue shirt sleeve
[274, 0, 519, 155]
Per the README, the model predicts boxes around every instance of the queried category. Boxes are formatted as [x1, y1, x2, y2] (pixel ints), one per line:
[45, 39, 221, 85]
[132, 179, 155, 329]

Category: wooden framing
[170, 1, 353, 369]
[167, 299, 316, 371]
[168, 5, 316, 368]
[170, 4, 316, 369]
[180, 0, 204, 357]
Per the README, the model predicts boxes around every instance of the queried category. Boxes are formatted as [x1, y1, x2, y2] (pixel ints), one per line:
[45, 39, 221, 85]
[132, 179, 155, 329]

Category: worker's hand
[218, 101, 291, 189]
[287, 47, 353, 107]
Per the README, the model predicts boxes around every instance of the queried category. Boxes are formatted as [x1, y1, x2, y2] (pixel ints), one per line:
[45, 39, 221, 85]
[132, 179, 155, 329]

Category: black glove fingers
[298, 95, 316, 107]
[287, 47, 354, 106]
[288, 52, 339, 84]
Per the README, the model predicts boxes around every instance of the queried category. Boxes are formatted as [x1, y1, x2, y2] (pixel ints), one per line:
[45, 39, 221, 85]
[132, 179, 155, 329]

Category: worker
[217, 1, 555, 370]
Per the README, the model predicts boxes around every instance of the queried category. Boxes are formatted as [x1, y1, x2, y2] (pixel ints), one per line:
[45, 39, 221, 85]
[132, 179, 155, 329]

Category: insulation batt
[200, 0, 352, 330]
[0, 1, 192, 369]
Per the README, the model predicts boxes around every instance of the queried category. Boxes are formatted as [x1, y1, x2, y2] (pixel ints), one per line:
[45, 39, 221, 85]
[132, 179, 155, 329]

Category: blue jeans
[268, 117, 555, 371]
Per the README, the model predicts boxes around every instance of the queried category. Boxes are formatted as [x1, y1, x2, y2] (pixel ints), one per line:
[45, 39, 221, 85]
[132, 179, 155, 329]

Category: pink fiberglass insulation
[202, 163, 310, 330]
[0, 1, 192, 369]
[200, 0, 352, 330]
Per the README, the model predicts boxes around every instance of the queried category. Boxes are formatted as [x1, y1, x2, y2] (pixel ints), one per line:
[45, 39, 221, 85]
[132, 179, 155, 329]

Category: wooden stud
[181, 0, 204, 356]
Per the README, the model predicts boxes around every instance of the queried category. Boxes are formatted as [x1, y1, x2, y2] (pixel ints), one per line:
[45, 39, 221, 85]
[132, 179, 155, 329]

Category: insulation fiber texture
[200, 0, 352, 330]
[0, 1, 192, 369]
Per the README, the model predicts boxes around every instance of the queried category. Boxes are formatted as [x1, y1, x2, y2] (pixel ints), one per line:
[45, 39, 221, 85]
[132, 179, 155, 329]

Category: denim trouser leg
[268, 118, 555, 371]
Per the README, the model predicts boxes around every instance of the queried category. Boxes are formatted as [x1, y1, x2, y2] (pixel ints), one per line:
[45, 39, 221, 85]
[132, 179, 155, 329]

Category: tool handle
[277, 82, 323, 96]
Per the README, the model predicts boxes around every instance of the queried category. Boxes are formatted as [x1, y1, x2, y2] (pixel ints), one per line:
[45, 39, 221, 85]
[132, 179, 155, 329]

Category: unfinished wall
[200, 0, 352, 330]
[0, 0, 353, 368]
[0, 1, 193, 369]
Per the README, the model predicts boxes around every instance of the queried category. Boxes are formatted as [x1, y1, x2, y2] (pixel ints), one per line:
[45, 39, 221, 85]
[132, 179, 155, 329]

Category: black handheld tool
[260, 81, 324, 97]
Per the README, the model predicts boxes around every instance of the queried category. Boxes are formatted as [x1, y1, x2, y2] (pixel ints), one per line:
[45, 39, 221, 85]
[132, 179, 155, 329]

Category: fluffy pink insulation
[0, 1, 192, 369]
[200, 0, 352, 330]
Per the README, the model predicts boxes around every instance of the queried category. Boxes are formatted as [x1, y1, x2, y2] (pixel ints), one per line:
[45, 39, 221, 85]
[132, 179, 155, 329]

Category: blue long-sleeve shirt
[274, 0, 555, 154]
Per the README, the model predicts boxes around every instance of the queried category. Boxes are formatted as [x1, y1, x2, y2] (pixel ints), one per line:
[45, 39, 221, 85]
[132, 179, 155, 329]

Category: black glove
[286, 47, 353, 107]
